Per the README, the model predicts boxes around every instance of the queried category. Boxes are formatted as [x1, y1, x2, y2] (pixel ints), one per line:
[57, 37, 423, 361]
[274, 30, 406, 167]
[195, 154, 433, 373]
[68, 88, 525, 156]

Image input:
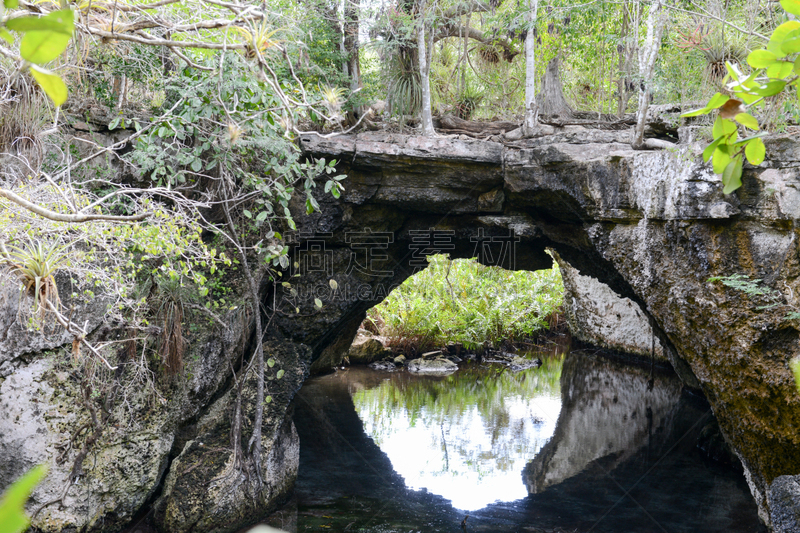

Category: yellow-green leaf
[722, 159, 743, 195]
[712, 117, 737, 138]
[768, 21, 800, 58]
[0, 28, 13, 45]
[20, 30, 71, 63]
[735, 112, 759, 130]
[681, 106, 710, 118]
[6, 9, 74, 33]
[29, 65, 68, 106]
[766, 61, 795, 79]
[747, 49, 778, 68]
[745, 138, 766, 166]
[790, 357, 800, 392]
[707, 92, 730, 109]
[0, 465, 48, 533]
[712, 146, 732, 175]
[782, 0, 800, 17]
[3, 0, 19, 8]
[783, 36, 800, 55]
[752, 80, 787, 97]
[703, 137, 723, 163]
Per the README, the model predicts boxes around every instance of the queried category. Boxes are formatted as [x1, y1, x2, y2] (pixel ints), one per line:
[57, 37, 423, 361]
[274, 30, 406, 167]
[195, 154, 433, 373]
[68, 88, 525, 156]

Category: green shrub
[367, 254, 564, 353]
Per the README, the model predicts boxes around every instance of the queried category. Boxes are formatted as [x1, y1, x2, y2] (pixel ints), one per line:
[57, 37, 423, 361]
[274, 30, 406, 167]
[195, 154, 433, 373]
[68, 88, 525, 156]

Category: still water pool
[263, 348, 765, 533]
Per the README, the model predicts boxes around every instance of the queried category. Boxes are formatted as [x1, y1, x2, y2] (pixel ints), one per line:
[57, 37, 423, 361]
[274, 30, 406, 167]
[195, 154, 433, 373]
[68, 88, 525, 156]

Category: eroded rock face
[554, 251, 667, 361]
[300, 131, 800, 529]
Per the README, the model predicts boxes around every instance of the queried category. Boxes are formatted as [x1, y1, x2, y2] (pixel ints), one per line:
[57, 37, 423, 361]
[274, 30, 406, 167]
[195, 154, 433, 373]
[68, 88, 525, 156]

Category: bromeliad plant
[682, 0, 800, 194]
[0, 238, 68, 322]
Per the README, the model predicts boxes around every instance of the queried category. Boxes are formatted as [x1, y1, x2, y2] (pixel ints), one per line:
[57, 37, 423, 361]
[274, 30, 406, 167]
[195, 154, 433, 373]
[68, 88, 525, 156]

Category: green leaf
[745, 138, 766, 166]
[768, 21, 800, 58]
[267, 358, 275, 368]
[0, 464, 48, 533]
[108, 117, 120, 130]
[782, 36, 800, 55]
[243, 209, 252, 219]
[722, 158, 743, 195]
[712, 145, 732, 175]
[190, 158, 202, 172]
[314, 297, 322, 308]
[796, 55, 800, 76]
[747, 49, 778, 68]
[681, 106, 710, 118]
[781, 0, 800, 17]
[4, 0, 19, 8]
[255, 211, 268, 222]
[6, 10, 74, 33]
[707, 92, 730, 109]
[766, 61, 795, 79]
[0, 28, 13, 44]
[29, 65, 67, 106]
[734, 112, 759, 130]
[276, 369, 285, 379]
[703, 137, 723, 163]
[790, 357, 800, 392]
[752, 80, 787, 97]
[713, 117, 737, 138]
[20, 30, 70, 63]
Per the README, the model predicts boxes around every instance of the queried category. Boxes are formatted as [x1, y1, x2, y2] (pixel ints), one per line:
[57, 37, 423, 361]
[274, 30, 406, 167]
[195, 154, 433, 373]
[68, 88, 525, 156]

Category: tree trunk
[418, 0, 435, 136]
[523, 0, 539, 137]
[344, 0, 361, 94]
[616, 2, 636, 117]
[632, 0, 669, 148]
[538, 55, 573, 119]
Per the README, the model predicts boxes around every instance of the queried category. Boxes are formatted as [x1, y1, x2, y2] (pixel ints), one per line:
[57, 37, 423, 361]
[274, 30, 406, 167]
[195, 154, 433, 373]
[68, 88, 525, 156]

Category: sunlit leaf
[782, 36, 800, 55]
[707, 92, 730, 109]
[781, 0, 800, 17]
[3, 0, 19, 8]
[766, 61, 795, 79]
[713, 116, 737, 137]
[745, 138, 766, 166]
[0, 28, 13, 44]
[314, 298, 322, 308]
[747, 49, 777, 68]
[752, 80, 787, 97]
[29, 65, 67, 106]
[768, 21, 800, 58]
[20, 30, 71, 63]
[712, 145, 732, 175]
[6, 9, 73, 33]
[734, 112, 759, 130]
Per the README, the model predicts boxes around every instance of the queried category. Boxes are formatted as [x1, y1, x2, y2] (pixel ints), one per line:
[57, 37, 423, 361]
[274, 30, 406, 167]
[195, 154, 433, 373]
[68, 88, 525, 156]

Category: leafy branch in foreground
[682, 0, 799, 194]
[0, 464, 48, 533]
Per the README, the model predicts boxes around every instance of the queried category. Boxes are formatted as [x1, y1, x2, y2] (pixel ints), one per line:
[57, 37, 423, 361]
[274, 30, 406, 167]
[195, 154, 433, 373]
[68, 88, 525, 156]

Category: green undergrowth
[366, 254, 564, 354]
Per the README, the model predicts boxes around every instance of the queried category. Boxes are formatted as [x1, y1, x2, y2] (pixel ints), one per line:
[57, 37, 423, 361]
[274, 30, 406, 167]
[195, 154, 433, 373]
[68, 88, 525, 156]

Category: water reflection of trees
[351, 356, 563, 479]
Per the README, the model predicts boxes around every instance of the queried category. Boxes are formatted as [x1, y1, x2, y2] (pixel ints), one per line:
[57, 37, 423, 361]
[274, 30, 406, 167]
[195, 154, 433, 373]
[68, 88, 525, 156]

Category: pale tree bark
[344, 0, 361, 93]
[418, 0, 435, 136]
[616, 2, 638, 117]
[632, 0, 669, 148]
[523, 0, 539, 137]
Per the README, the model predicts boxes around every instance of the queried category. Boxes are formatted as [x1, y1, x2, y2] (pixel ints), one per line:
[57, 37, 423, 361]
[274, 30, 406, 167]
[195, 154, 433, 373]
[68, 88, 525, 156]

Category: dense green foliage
[368, 255, 564, 353]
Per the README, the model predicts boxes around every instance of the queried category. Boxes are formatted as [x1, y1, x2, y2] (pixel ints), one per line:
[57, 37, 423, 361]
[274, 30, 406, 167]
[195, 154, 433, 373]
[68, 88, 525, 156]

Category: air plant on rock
[0, 238, 68, 323]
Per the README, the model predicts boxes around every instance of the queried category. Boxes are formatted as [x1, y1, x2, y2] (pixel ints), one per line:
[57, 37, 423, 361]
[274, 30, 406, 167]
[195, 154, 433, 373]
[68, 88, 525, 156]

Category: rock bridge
[3, 128, 800, 533]
[285, 130, 800, 529]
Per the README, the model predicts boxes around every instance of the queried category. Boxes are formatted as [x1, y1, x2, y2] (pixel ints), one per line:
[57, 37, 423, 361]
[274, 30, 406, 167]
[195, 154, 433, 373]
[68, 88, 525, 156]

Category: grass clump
[366, 254, 564, 354]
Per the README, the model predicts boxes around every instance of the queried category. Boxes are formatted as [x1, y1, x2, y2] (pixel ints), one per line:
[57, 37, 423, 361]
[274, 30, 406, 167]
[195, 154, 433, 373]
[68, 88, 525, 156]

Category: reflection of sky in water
[352, 365, 562, 511]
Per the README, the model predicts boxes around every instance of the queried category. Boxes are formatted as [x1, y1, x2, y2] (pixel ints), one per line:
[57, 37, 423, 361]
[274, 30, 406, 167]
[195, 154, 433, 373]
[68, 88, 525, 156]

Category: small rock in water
[408, 358, 458, 374]
[510, 356, 542, 372]
[369, 361, 398, 372]
[393, 354, 407, 365]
